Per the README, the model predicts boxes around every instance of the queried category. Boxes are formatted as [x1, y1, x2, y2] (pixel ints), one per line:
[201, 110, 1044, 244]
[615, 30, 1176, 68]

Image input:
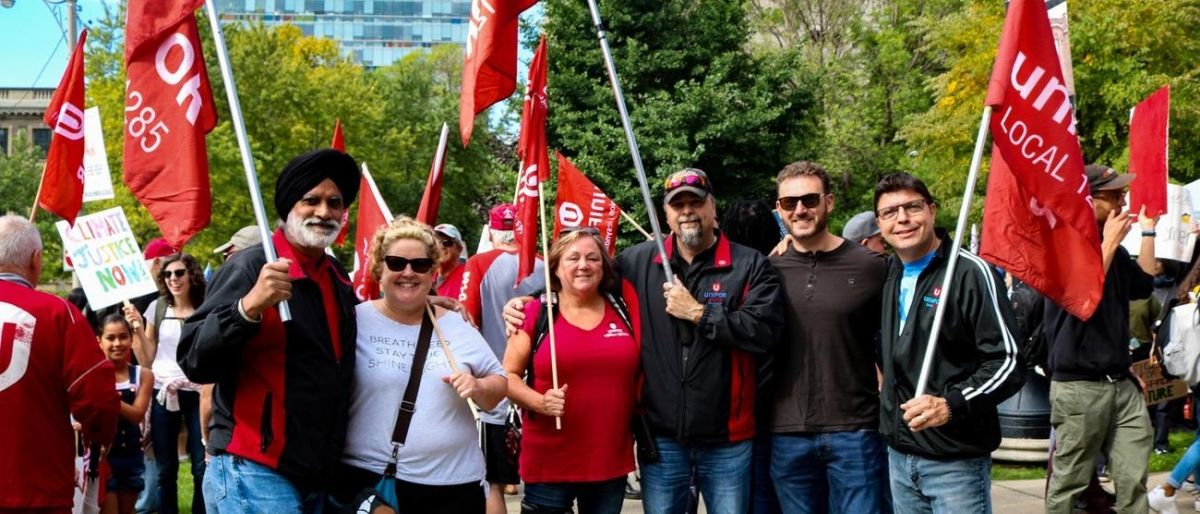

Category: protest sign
[1132, 358, 1189, 406]
[1121, 184, 1198, 262]
[82, 107, 115, 202]
[55, 207, 158, 309]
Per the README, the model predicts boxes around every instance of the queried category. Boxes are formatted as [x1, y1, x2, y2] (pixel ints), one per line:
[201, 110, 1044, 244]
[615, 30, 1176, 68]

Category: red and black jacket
[178, 231, 357, 490]
[616, 232, 783, 443]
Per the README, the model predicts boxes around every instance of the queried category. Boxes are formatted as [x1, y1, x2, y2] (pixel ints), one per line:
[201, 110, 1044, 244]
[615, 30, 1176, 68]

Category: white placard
[82, 107, 115, 202]
[1183, 178, 1200, 218]
[1122, 184, 1197, 262]
[55, 207, 158, 309]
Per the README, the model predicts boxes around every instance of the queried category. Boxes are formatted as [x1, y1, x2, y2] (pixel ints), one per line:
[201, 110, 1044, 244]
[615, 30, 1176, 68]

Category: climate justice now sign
[56, 207, 158, 309]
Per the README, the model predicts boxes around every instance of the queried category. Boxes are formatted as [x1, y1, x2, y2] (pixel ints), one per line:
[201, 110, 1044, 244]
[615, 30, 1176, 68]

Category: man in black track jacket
[874, 173, 1023, 514]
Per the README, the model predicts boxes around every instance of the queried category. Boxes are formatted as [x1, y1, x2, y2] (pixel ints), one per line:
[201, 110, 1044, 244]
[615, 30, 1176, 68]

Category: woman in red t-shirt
[503, 228, 640, 514]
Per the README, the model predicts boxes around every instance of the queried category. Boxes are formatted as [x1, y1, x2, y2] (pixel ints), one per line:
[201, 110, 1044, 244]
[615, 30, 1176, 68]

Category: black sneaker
[1156, 446, 1171, 455]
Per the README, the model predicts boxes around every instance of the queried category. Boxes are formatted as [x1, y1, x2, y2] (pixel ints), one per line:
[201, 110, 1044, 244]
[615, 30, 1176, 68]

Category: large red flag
[1128, 85, 1170, 218]
[553, 152, 621, 256]
[36, 29, 88, 224]
[513, 37, 548, 286]
[123, 0, 216, 249]
[416, 124, 451, 225]
[351, 166, 394, 301]
[331, 119, 352, 245]
[980, 0, 1102, 320]
[459, 0, 538, 146]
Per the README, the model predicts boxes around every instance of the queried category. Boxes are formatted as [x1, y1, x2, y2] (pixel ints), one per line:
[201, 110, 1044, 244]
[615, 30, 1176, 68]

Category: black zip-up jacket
[880, 231, 1023, 459]
[178, 231, 357, 490]
[617, 232, 783, 443]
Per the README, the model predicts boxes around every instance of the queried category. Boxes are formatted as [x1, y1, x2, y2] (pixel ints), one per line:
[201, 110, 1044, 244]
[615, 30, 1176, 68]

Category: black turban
[274, 149, 360, 220]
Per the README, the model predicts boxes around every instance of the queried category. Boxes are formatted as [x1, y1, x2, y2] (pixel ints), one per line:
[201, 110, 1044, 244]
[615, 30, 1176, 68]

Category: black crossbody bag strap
[392, 310, 434, 444]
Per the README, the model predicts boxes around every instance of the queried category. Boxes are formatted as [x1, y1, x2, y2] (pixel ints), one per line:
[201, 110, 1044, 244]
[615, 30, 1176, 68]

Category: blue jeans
[1168, 438, 1200, 488]
[642, 437, 752, 514]
[770, 431, 891, 514]
[750, 429, 781, 514]
[135, 453, 159, 514]
[204, 454, 325, 514]
[887, 447, 991, 514]
[150, 389, 206, 514]
[522, 477, 626, 514]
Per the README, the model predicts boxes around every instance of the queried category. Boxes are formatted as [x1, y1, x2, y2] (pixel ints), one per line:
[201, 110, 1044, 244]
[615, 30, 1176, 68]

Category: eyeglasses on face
[665, 173, 708, 190]
[383, 256, 435, 274]
[1092, 190, 1127, 203]
[159, 269, 188, 280]
[777, 193, 824, 211]
[437, 239, 458, 248]
[876, 199, 931, 221]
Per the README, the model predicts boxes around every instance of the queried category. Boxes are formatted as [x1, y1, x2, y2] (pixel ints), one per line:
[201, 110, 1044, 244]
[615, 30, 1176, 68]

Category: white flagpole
[203, 0, 291, 321]
[361, 163, 395, 222]
[585, 0, 673, 282]
[914, 106, 992, 398]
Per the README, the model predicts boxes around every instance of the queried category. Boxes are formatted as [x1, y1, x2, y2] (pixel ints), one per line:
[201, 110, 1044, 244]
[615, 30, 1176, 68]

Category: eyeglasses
[876, 199, 930, 221]
[777, 193, 824, 211]
[383, 256, 435, 274]
[1092, 190, 1127, 202]
[559, 226, 601, 237]
[665, 172, 708, 190]
[437, 239, 457, 248]
[159, 269, 188, 280]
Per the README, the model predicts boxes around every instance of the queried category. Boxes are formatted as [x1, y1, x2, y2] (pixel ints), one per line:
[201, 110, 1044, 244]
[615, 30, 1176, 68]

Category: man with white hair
[179, 149, 361, 513]
[0, 214, 119, 512]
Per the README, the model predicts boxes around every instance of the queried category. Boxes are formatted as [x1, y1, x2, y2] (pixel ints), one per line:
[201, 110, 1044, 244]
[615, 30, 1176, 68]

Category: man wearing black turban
[179, 148, 361, 513]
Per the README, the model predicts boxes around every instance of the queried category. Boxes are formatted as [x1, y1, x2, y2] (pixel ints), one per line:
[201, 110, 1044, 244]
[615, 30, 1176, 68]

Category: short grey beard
[677, 216, 704, 249]
[285, 213, 341, 250]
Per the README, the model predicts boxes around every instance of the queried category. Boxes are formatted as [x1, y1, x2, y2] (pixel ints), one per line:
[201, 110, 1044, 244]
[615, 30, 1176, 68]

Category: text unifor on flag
[123, 0, 217, 250]
[553, 152, 621, 256]
[37, 29, 88, 225]
[980, 0, 1102, 320]
[459, 0, 538, 146]
[514, 36, 548, 286]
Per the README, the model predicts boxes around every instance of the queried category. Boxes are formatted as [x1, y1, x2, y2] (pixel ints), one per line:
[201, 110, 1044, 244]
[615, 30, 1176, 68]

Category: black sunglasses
[559, 226, 601, 237]
[383, 256, 435, 274]
[159, 269, 188, 280]
[777, 193, 824, 211]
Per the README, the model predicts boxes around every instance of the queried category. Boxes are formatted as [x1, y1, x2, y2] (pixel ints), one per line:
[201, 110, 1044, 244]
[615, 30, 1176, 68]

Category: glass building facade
[214, 0, 471, 68]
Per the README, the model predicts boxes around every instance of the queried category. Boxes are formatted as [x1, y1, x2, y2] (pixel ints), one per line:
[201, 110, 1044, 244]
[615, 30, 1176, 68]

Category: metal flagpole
[585, 0, 674, 282]
[204, 0, 291, 321]
[913, 106, 992, 397]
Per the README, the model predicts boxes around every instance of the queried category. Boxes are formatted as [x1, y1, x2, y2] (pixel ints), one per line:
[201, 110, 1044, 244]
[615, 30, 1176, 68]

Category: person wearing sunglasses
[123, 252, 207, 514]
[330, 217, 506, 513]
[433, 223, 468, 298]
[178, 149, 362, 513]
[871, 173, 1022, 514]
[767, 161, 891, 513]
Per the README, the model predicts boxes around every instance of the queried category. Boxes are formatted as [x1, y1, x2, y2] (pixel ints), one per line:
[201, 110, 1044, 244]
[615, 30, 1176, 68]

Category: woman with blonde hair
[332, 216, 507, 513]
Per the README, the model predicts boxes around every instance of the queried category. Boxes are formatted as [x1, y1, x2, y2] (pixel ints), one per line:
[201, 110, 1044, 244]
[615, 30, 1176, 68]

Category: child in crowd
[97, 313, 154, 514]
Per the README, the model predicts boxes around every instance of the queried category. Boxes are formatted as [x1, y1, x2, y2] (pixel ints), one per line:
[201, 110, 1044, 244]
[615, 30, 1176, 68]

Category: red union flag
[416, 124, 451, 226]
[514, 37, 548, 286]
[331, 119, 352, 245]
[553, 152, 621, 256]
[351, 166, 394, 302]
[980, 0, 1101, 319]
[37, 29, 88, 224]
[123, 0, 216, 249]
[1128, 85, 1170, 218]
[459, 0, 538, 146]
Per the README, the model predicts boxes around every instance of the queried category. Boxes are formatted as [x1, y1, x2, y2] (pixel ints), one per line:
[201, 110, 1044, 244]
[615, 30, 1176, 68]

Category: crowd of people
[4, 145, 1199, 514]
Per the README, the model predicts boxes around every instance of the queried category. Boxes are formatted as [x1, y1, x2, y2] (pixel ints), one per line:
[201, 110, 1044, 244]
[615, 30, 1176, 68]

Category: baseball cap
[842, 211, 881, 242]
[663, 168, 713, 204]
[143, 238, 175, 260]
[213, 225, 263, 254]
[434, 223, 465, 247]
[489, 203, 517, 230]
[1085, 164, 1135, 192]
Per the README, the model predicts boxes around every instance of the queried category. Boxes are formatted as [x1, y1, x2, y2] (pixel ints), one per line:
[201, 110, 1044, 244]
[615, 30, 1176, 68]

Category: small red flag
[331, 119, 351, 245]
[123, 0, 216, 249]
[514, 37, 548, 286]
[36, 29, 88, 224]
[351, 167, 394, 301]
[459, 0, 538, 146]
[1128, 85, 1170, 218]
[980, 0, 1101, 320]
[415, 124, 451, 226]
[553, 152, 621, 256]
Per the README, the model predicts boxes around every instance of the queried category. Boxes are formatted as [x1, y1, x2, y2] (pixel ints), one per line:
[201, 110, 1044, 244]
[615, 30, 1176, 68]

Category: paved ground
[503, 472, 1184, 513]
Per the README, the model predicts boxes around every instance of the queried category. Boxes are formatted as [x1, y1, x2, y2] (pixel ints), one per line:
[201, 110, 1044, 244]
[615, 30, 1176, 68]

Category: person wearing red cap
[458, 203, 545, 514]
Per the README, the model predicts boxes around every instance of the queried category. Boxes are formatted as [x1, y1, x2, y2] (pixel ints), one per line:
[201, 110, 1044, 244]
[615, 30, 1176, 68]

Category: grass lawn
[179, 461, 194, 514]
[992, 430, 1196, 481]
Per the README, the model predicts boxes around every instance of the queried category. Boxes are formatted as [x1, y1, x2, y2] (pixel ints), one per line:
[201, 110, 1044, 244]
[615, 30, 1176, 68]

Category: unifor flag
[979, 0, 1101, 320]
[36, 29, 88, 224]
[331, 119, 352, 245]
[123, 0, 216, 250]
[459, 0, 537, 146]
[351, 165, 394, 302]
[514, 36, 548, 286]
[553, 152, 621, 256]
[1128, 85, 1170, 218]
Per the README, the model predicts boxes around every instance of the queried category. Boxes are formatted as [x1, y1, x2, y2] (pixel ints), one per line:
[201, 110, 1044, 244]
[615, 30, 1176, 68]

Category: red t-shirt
[435, 261, 466, 300]
[518, 299, 639, 483]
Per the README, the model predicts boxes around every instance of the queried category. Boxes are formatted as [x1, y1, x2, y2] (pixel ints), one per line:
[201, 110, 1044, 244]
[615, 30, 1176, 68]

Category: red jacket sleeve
[459, 255, 485, 324]
[61, 303, 119, 446]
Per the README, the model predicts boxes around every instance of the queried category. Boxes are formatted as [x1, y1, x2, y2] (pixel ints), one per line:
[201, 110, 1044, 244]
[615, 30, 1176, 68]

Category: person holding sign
[502, 227, 640, 514]
[124, 253, 207, 514]
[331, 217, 506, 513]
[178, 149, 361, 514]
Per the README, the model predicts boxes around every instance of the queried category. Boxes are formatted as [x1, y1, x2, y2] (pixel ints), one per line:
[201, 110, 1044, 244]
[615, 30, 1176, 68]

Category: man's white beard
[677, 215, 704, 249]
[285, 213, 342, 250]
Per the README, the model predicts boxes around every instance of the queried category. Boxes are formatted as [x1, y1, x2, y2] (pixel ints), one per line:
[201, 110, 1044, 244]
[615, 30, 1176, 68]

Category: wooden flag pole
[536, 181, 562, 430]
[620, 210, 653, 240]
[29, 172, 47, 221]
[425, 301, 481, 420]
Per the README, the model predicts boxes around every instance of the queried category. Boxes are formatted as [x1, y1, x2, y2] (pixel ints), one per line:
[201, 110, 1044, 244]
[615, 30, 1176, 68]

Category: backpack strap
[525, 291, 634, 389]
[153, 298, 169, 330]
